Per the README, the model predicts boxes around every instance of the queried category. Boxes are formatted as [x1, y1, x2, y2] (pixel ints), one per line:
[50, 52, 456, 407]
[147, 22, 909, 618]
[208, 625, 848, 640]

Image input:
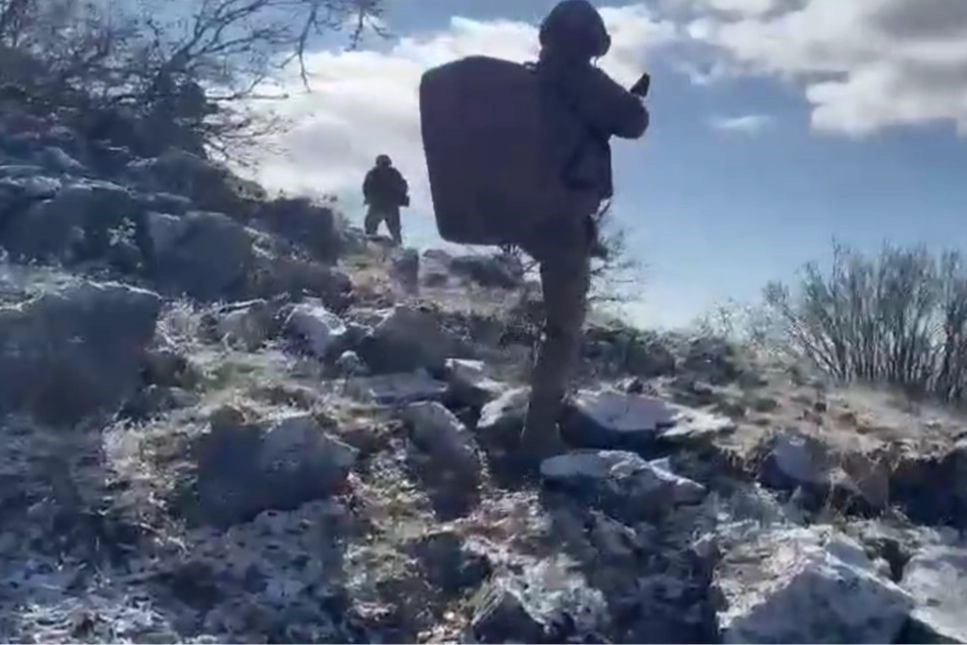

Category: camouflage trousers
[519, 215, 592, 455]
[364, 204, 402, 245]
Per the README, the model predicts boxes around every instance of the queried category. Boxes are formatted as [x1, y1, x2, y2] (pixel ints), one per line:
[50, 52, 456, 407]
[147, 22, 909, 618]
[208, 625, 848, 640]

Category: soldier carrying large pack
[420, 0, 649, 463]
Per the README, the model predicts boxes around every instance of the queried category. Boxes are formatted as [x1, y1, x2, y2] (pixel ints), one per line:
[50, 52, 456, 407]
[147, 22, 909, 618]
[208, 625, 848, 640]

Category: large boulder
[215, 299, 277, 351]
[445, 359, 508, 409]
[421, 249, 453, 287]
[346, 373, 449, 407]
[253, 196, 341, 263]
[449, 253, 524, 289]
[127, 148, 251, 215]
[470, 558, 609, 643]
[187, 412, 357, 527]
[151, 211, 254, 301]
[714, 527, 913, 643]
[902, 545, 967, 643]
[563, 389, 734, 452]
[476, 387, 531, 445]
[889, 439, 967, 528]
[541, 450, 706, 522]
[284, 301, 347, 359]
[247, 253, 352, 311]
[563, 390, 675, 451]
[357, 305, 469, 374]
[3, 180, 150, 271]
[402, 402, 481, 483]
[0, 280, 162, 425]
[407, 530, 492, 596]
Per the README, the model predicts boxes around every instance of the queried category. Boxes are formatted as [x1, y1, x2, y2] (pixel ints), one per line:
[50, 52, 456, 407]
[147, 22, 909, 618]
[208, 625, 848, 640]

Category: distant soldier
[363, 154, 410, 245]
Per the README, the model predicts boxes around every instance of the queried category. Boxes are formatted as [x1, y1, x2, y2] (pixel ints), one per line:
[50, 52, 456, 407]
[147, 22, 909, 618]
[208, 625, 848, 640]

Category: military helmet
[539, 0, 611, 60]
[376, 154, 392, 167]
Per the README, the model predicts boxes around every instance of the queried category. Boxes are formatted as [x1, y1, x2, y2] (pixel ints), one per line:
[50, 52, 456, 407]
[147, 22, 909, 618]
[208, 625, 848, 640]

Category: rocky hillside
[1, 91, 967, 644]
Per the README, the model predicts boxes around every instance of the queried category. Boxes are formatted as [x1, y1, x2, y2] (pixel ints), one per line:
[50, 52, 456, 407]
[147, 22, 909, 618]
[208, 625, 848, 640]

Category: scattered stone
[145, 211, 182, 256]
[127, 148, 244, 214]
[250, 255, 352, 309]
[715, 527, 913, 644]
[137, 191, 193, 215]
[402, 402, 481, 482]
[389, 247, 419, 291]
[357, 305, 469, 374]
[0, 173, 62, 199]
[152, 211, 253, 301]
[190, 414, 357, 526]
[659, 406, 737, 444]
[444, 358, 507, 408]
[4, 180, 149, 269]
[120, 385, 199, 422]
[334, 350, 367, 377]
[40, 146, 85, 174]
[408, 530, 491, 595]
[217, 299, 275, 351]
[471, 558, 609, 643]
[449, 253, 523, 289]
[563, 389, 675, 451]
[476, 387, 530, 445]
[346, 373, 449, 406]
[542, 450, 707, 522]
[471, 579, 543, 644]
[683, 336, 740, 385]
[253, 196, 340, 263]
[902, 545, 967, 644]
[142, 348, 197, 389]
[420, 249, 452, 287]
[759, 428, 833, 491]
[0, 280, 161, 425]
[284, 301, 347, 359]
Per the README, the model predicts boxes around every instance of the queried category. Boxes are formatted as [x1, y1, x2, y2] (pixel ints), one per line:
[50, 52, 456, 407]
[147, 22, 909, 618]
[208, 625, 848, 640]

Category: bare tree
[0, 0, 385, 158]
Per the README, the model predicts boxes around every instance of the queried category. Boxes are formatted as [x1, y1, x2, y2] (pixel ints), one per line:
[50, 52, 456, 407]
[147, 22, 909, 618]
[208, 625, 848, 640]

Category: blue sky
[249, 0, 967, 329]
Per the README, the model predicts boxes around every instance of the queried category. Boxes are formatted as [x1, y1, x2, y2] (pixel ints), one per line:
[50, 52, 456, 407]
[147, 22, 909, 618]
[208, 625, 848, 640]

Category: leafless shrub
[764, 241, 967, 404]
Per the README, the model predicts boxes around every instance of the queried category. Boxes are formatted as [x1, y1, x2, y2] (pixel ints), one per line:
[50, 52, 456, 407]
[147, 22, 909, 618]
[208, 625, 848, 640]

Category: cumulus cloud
[684, 0, 967, 136]
[248, 6, 674, 211]
[709, 114, 773, 134]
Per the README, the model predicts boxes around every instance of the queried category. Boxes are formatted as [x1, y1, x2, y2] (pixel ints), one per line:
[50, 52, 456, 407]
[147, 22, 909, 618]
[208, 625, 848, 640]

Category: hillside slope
[1, 90, 966, 644]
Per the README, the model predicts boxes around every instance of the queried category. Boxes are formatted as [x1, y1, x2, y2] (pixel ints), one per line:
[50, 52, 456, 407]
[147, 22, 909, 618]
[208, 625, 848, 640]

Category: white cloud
[709, 113, 773, 134]
[246, 6, 674, 212]
[684, 0, 967, 136]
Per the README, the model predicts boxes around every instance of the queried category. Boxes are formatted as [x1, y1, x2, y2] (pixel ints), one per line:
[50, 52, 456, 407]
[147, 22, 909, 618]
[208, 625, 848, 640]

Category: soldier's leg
[364, 205, 382, 236]
[521, 226, 591, 457]
[386, 206, 403, 246]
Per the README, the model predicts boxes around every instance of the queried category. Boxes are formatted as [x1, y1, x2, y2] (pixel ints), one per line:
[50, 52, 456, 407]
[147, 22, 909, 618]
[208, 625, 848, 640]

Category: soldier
[519, 0, 649, 460]
[363, 154, 410, 245]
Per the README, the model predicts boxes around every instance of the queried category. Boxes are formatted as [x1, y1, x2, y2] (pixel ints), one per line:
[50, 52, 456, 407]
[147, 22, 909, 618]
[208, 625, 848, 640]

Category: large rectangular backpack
[419, 56, 598, 246]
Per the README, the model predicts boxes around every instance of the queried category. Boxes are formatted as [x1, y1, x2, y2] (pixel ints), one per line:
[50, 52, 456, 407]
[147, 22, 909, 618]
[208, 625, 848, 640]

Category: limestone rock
[715, 527, 913, 644]
[190, 414, 357, 526]
[284, 301, 347, 359]
[346, 373, 449, 406]
[902, 545, 967, 644]
[357, 305, 468, 374]
[0, 280, 161, 425]
[541, 450, 707, 522]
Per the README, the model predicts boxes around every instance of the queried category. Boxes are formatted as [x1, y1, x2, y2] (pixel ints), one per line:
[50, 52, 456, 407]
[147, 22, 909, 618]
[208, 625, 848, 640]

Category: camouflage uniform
[520, 0, 649, 457]
[363, 157, 408, 245]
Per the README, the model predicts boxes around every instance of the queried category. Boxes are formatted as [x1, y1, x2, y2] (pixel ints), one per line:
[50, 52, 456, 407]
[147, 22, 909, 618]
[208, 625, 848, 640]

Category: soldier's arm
[569, 66, 649, 140]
